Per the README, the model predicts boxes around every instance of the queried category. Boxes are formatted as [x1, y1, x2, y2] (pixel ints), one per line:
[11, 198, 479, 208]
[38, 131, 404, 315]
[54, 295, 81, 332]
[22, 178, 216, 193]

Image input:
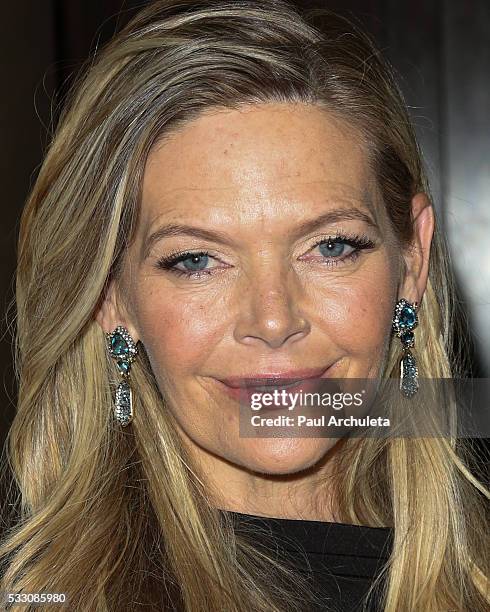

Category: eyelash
[155, 232, 376, 279]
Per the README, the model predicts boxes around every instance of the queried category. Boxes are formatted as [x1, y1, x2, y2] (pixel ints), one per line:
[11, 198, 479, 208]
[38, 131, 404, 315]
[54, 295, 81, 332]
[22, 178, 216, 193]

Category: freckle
[223, 149, 228, 155]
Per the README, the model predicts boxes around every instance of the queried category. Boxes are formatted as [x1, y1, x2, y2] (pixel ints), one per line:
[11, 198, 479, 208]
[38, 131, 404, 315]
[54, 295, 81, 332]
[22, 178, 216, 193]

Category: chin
[236, 437, 337, 475]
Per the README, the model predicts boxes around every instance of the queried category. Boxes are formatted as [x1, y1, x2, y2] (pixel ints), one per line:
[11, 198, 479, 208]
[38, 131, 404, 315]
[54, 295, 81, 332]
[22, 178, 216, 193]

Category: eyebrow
[289, 207, 378, 241]
[143, 206, 378, 259]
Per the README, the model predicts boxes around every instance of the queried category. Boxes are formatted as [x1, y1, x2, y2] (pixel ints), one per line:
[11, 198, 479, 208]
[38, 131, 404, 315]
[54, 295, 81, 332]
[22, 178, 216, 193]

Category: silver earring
[106, 326, 138, 426]
[392, 298, 419, 398]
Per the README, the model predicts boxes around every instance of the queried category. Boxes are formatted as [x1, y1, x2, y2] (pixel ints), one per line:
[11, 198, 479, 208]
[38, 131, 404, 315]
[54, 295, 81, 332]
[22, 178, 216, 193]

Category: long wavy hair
[0, 1, 488, 610]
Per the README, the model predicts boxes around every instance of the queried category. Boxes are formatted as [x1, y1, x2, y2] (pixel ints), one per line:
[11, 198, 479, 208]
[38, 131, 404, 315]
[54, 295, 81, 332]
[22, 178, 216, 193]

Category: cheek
[133, 287, 224, 375]
[314, 255, 397, 355]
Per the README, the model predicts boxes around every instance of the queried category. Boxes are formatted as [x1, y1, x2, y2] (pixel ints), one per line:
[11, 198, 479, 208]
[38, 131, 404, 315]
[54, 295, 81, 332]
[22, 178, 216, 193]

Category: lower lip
[215, 367, 335, 407]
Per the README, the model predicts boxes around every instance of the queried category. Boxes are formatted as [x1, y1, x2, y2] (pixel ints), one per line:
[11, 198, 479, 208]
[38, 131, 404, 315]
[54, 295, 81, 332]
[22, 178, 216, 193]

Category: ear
[399, 192, 435, 304]
[94, 278, 140, 343]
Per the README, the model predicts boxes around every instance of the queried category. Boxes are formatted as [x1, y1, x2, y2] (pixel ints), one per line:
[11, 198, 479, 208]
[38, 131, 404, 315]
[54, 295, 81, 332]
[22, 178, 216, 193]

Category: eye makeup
[154, 230, 377, 280]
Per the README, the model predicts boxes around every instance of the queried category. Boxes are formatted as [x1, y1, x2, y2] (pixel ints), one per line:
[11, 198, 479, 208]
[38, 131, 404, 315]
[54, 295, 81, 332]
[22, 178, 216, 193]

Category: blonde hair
[1, 1, 488, 610]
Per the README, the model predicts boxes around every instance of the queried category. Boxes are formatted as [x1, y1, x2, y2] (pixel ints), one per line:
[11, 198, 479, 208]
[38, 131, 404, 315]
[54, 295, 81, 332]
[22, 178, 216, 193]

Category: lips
[247, 379, 307, 392]
[219, 365, 331, 388]
[215, 364, 335, 406]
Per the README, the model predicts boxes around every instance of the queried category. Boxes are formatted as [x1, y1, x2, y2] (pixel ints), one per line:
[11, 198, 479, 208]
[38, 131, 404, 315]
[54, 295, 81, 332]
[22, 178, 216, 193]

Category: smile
[214, 364, 337, 405]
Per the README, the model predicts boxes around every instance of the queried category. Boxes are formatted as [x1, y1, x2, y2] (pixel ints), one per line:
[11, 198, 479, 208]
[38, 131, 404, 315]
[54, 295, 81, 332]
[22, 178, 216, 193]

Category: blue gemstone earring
[106, 326, 138, 426]
[392, 298, 419, 397]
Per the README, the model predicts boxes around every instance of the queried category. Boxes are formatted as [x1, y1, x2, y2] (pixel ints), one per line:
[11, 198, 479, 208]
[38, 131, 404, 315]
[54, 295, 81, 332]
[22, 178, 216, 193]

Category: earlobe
[399, 192, 435, 303]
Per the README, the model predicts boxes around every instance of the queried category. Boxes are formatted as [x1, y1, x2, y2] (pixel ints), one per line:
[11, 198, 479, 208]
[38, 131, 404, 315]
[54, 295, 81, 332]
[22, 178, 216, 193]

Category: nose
[233, 262, 310, 349]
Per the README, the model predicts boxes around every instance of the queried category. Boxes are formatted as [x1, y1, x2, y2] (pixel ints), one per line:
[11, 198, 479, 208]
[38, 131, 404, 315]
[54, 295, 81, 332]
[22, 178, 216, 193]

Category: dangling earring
[392, 298, 419, 397]
[106, 326, 138, 426]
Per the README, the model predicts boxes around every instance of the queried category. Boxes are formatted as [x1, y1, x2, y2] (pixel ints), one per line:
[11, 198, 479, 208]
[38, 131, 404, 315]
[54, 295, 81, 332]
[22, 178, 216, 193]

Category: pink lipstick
[215, 364, 335, 406]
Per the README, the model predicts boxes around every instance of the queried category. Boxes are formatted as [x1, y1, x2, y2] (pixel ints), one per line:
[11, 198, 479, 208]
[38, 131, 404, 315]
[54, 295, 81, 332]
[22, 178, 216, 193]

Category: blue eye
[311, 234, 375, 263]
[156, 233, 375, 279]
[180, 253, 209, 271]
[318, 240, 352, 258]
[157, 250, 215, 277]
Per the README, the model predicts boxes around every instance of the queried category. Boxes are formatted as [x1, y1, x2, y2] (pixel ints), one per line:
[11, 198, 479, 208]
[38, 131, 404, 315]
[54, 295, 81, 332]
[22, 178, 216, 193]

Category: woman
[0, 0, 488, 610]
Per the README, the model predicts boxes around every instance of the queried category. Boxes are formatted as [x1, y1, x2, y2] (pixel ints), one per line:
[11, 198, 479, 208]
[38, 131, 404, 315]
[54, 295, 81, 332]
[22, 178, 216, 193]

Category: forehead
[140, 103, 375, 229]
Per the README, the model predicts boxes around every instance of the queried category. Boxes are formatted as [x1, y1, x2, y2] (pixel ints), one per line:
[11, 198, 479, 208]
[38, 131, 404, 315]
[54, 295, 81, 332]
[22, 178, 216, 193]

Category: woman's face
[98, 103, 430, 507]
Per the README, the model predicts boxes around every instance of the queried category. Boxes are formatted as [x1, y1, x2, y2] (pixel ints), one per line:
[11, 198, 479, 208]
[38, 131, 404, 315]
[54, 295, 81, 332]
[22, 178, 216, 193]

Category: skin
[96, 103, 434, 520]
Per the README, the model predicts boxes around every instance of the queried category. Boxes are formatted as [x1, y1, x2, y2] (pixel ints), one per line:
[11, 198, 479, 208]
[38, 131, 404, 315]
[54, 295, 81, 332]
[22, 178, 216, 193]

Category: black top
[223, 510, 393, 612]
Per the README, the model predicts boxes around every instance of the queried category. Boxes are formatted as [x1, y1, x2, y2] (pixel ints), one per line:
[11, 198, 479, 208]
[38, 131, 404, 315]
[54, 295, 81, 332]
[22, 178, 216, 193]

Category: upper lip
[218, 366, 331, 388]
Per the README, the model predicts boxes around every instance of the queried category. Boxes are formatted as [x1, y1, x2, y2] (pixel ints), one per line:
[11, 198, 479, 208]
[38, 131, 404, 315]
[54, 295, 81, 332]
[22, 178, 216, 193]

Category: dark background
[1, 1, 489, 459]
